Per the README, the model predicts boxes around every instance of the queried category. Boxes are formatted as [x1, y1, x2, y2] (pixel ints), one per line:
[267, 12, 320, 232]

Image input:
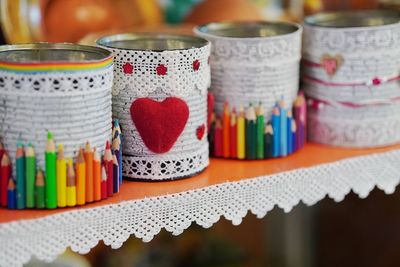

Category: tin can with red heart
[97, 33, 211, 180]
[303, 10, 400, 147]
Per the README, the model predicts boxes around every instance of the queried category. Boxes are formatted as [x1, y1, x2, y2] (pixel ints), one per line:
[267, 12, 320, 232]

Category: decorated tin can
[303, 10, 400, 147]
[97, 33, 211, 180]
[194, 21, 305, 160]
[0, 43, 113, 166]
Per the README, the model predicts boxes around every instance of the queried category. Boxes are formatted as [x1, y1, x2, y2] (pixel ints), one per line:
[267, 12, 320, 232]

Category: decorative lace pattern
[0, 68, 113, 168]
[105, 44, 211, 180]
[303, 20, 400, 147]
[195, 25, 302, 118]
[1, 148, 400, 267]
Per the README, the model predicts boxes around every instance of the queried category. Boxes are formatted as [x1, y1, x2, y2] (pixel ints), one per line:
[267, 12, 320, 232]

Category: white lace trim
[1, 148, 400, 267]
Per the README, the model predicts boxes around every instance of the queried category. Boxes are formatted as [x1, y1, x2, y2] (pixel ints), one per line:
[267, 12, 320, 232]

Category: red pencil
[103, 141, 113, 197]
[222, 102, 230, 158]
[230, 110, 237, 158]
[214, 119, 223, 157]
[1, 154, 10, 207]
[101, 164, 107, 199]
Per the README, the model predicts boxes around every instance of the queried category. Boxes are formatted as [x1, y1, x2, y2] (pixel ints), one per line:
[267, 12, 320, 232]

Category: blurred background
[3, 0, 400, 266]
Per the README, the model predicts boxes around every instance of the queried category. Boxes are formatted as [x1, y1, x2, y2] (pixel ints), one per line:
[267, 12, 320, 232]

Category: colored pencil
[208, 113, 216, 156]
[84, 142, 94, 203]
[292, 119, 297, 152]
[264, 124, 274, 158]
[101, 164, 107, 200]
[113, 120, 123, 185]
[113, 154, 119, 193]
[0, 142, 3, 204]
[66, 159, 76, 207]
[237, 106, 246, 159]
[7, 178, 16, 209]
[280, 100, 287, 157]
[245, 104, 257, 160]
[35, 169, 45, 209]
[16, 140, 25, 209]
[104, 141, 113, 197]
[93, 148, 101, 201]
[112, 137, 121, 189]
[271, 106, 280, 157]
[1, 154, 10, 207]
[56, 144, 67, 208]
[230, 110, 237, 158]
[45, 132, 57, 209]
[222, 102, 230, 158]
[76, 148, 86, 205]
[214, 119, 223, 157]
[287, 111, 293, 154]
[256, 103, 265, 159]
[25, 143, 36, 208]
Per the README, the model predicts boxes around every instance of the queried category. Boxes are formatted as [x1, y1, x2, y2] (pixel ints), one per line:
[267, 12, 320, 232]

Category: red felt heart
[321, 54, 343, 76]
[130, 97, 189, 153]
[196, 124, 205, 140]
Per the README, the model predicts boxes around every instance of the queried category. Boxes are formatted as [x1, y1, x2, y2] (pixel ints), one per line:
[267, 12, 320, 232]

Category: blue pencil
[271, 106, 280, 157]
[7, 178, 16, 209]
[291, 119, 297, 152]
[16, 140, 25, 209]
[280, 100, 287, 156]
[113, 154, 119, 193]
[113, 120, 123, 185]
[287, 111, 293, 154]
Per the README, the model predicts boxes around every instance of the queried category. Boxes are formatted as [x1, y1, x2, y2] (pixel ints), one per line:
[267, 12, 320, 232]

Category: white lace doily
[1, 147, 400, 267]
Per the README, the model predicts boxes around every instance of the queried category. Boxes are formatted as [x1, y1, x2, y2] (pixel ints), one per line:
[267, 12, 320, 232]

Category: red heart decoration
[196, 124, 205, 140]
[130, 97, 189, 153]
[321, 54, 343, 76]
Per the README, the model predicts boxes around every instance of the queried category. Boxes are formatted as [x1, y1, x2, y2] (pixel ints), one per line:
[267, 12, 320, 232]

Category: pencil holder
[303, 10, 400, 147]
[194, 21, 306, 160]
[0, 43, 113, 167]
[97, 33, 211, 181]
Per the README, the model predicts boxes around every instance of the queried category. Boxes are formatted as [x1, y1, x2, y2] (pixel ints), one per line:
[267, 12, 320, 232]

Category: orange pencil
[93, 148, 101, 201]
[230, 110, 237, 158]
[222, 102, 230, 158]
[75, 148, 86, 205]
[101, 164, 107, 199]
[103, 141, 113, 197]
[84, 142, 94, 203]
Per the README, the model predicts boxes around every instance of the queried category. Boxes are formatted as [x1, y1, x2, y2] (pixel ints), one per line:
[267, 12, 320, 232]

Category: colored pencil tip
[47, 131, 53, 140]
[17, 139, 24, 147]
[58, 144, 63, 151]
[67, 158, 73, 166]
[114, 120, 119, 127]
[105, 140, 110, 149]
[85, 141, 91, 151]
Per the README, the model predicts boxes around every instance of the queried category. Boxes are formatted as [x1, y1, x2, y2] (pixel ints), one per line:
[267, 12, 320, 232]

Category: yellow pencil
[66, 158, 76, 207]
[75, 148, 86, 206]
[56, 144, 67, 207]
[237, 106, 246, 159]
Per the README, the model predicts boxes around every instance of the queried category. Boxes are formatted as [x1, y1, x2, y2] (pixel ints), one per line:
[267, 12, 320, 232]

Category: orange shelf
[1, 142, 400, 224]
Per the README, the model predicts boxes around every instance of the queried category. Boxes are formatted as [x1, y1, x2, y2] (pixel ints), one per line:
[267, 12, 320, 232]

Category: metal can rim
[96, 32, 210, 51]
[194, 20, 302, 40]
[304, 9, 400, 28]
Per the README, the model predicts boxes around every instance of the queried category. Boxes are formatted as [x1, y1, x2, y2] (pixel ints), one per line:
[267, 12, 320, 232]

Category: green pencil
[245, 104, 257, 160]
[45, 132, 57, 209]
[256, 103, 265, 159]
[25, 143, 36, 208]
[16, 140, 25, 209]
[35, 169, 45, 209]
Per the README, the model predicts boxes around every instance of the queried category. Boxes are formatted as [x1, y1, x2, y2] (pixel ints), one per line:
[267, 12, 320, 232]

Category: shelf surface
[1, 143, 399, 224]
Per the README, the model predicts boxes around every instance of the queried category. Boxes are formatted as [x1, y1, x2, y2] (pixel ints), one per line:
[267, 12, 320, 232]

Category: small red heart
[156, 64, 167, 75]
[122, 63, 134, 74]
[196, 124, 205, 140]
[130, 97, 189, 153]
[321, 54, 343, 76]
[193, 60, 200, 71]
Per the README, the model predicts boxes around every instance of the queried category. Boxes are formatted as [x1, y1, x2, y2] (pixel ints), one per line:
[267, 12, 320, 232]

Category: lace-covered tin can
[0, 43, 113, 167]
[97, 33, 211, 181]
[194, 21, 302, 119]
[303, 10, 400, 147]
